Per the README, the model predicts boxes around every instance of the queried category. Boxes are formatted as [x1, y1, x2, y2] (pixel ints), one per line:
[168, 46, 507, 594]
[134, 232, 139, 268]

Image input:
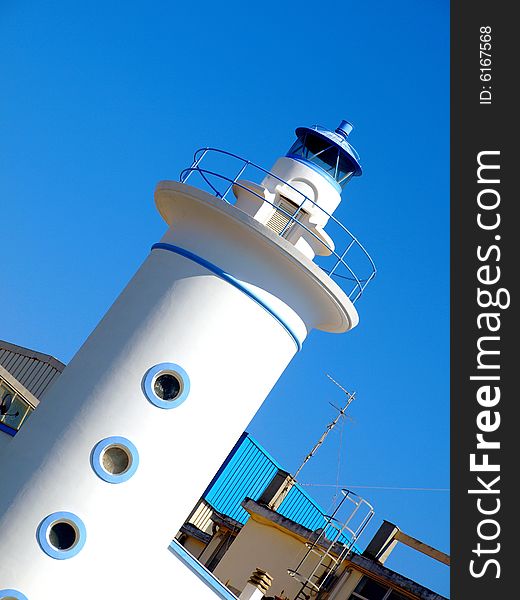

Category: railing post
[181, 148, 209, 183]
[280, 203, 303, 238]
[329, 239, 355, 277]
[221, 160, 248, 202]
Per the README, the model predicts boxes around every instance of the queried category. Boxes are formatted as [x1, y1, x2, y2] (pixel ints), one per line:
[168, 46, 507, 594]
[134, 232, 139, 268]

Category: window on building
[349, 576, 408, 600]
[91, 436, 139, 484]
[154, 372, 181, 401]
[37, 511, 86, 559]
[0, 378, 32, 434]
[143, 362, 190, 410]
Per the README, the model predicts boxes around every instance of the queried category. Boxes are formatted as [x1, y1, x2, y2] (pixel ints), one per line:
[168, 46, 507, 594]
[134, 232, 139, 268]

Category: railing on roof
[180, 148, 376, 303]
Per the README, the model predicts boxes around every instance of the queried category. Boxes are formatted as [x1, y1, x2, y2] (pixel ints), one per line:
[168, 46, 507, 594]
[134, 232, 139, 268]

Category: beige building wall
[181, 535, 206, 559]
[214, 514, 328, 598]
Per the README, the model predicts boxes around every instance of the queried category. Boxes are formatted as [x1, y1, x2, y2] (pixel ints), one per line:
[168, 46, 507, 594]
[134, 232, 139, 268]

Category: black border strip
[451, 2, 515, 598]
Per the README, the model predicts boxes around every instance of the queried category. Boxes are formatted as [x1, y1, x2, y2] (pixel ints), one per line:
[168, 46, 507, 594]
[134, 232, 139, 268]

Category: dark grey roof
[0, 340, 65, 400]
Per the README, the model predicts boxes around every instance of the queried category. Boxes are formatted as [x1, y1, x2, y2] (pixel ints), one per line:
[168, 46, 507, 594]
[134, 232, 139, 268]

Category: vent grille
[265, 197, 300, 236]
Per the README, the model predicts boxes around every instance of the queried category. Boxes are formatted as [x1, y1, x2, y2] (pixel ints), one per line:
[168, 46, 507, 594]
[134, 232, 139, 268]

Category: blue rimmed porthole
[91, 436, 139, 484]
[143, 363, 190, 409]
[0, 590, 28, 600]
[37, 511, 86, 560]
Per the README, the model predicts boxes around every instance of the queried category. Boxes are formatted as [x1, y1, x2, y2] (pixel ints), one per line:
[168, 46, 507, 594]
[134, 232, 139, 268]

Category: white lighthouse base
[0, 181, 359, 599]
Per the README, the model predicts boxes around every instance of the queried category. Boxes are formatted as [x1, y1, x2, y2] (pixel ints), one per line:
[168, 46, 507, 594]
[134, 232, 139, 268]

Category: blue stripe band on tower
[151, 242, 303, 351]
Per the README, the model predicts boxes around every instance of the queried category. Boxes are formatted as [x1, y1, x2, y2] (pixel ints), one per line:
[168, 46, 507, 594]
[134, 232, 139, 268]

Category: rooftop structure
[175, 433, 449, 600]
[0, 340, 64, 445]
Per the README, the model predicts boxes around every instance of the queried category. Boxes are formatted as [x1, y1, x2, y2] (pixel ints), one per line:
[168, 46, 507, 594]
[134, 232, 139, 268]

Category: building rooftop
[0, 339, 64, 400]
[242, 499, 447, 600]
[202, 432, 355, 545]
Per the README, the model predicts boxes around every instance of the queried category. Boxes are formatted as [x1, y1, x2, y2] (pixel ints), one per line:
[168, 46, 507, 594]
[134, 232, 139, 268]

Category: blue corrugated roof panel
[278, 485, 328, 531]
[202, 432, 350, 547]
[204, 434, 280, 524]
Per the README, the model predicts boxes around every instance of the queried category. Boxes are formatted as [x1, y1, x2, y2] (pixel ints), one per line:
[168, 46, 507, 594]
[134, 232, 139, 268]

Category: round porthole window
[37, 512, 86, 560]
[91, 436, 139, 484]
[143, 363, 190, 409]
[0, 590, 29, 600]
[102, 445, 130, 474]
[154, 373, 181, 401]
[49, 521, 77, 550]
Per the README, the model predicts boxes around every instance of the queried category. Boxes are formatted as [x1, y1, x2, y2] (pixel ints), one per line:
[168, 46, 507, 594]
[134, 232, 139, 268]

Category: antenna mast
[293, 374, 355, 480]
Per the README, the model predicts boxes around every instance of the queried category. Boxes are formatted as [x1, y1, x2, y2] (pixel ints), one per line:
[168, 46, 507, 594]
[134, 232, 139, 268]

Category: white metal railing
[180, 148, 376, 303]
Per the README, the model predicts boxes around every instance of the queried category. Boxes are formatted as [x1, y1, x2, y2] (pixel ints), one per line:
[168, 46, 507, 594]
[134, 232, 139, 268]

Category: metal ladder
[288, 489, 374, 599]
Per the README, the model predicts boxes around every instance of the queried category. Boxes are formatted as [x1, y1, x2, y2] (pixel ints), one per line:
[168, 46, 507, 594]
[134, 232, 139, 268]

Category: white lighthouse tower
[0, 120, 375, 600]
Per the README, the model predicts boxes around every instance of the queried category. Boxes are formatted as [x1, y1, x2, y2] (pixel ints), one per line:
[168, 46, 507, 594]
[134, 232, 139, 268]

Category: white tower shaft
[0, 181, 357, 599]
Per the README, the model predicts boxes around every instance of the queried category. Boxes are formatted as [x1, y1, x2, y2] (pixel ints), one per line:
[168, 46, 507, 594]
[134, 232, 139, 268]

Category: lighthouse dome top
[288, 120, 363, 187]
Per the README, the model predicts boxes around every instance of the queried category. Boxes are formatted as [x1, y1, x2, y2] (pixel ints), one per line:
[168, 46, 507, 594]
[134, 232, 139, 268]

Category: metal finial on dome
[335, 120, 354, 138]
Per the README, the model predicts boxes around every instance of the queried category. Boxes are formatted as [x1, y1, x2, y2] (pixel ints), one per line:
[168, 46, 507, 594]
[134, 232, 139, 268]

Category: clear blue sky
[0, 1, 449, 596]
